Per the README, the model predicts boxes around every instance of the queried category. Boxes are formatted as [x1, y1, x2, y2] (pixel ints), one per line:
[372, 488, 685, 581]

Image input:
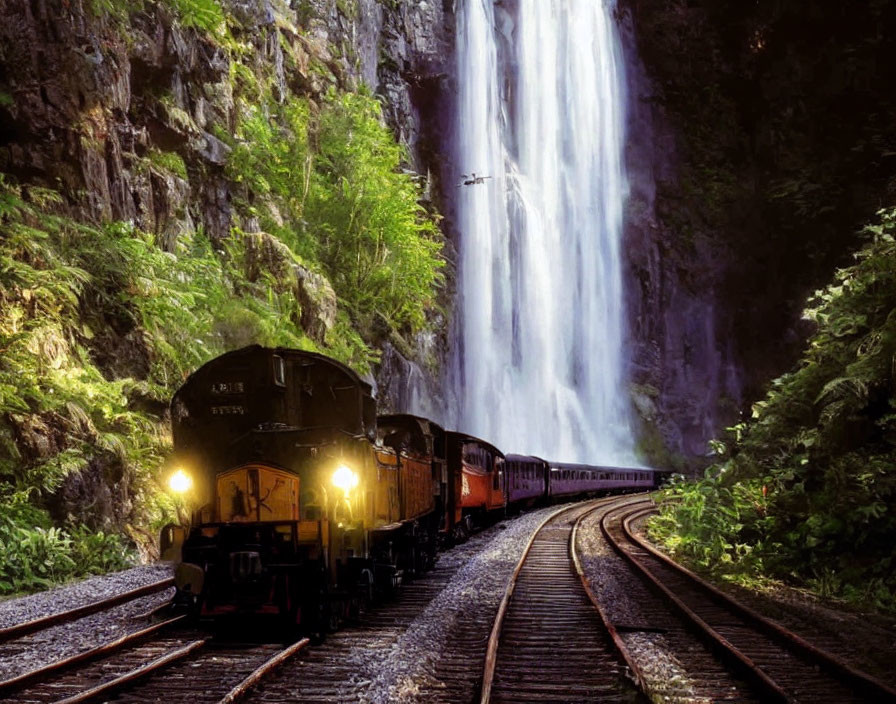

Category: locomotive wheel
[348, 568, 374, 621]
[304, 565, 331, 643]
[462, 514, 474, 538]
[329, 601, 342, 632]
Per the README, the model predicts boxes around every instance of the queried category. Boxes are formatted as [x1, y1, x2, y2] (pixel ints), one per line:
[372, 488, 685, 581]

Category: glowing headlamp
[332, 464, 359, 494]
[168, 469, 193, 493]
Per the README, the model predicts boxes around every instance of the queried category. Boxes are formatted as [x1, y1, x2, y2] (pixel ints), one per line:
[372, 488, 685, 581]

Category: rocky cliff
[6, 0, 892, 536]
[618, 0, 896, 470]
[0, 0, 455, 398]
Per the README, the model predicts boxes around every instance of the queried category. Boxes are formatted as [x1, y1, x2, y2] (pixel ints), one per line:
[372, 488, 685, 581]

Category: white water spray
[453, 0, 636, 464]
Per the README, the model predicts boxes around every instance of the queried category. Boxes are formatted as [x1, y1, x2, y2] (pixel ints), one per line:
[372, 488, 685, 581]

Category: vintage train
[164, 345, 656, 632]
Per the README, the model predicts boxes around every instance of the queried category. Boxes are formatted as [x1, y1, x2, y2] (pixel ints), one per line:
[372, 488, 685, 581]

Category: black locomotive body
[170, 346, 441, 629]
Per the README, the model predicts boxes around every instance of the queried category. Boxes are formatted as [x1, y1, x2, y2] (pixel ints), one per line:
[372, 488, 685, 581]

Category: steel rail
[479, 495, 647, 704]
[0, 577, 174, 644]
[621, 505, 896, 703]
[54, 638, 207, 704]
[478, 502, 577, 704]
[0, 614, 185, 696]
[569, 499, 647, 693]
[217, 637, 311, 703]
[601, 502, 790, 703]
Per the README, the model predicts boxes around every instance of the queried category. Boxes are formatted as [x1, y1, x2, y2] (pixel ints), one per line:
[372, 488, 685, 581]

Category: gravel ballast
[247, 503, 570, 704]
[637, 518, 896, 690]
[577, 499, 896, 702]
[576, 498, 752, 703]
[0, 563, 174, 681]
[363, 504, 565, 704]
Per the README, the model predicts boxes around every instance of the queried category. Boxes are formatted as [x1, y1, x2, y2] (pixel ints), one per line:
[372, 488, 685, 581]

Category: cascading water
[453, 0, 637, 464]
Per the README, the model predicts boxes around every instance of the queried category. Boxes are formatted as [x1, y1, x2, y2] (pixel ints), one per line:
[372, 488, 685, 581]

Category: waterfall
[452, 0, 636, 464]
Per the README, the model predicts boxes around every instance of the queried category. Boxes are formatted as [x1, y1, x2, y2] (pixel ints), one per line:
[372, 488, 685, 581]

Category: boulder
[243, 231, 337, 343]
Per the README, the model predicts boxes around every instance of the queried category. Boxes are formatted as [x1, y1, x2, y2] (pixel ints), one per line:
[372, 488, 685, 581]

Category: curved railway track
[5, 497, 892, 704]
[602, 500, 896, 704]
[480, 497, 648, 704]
[0, 575, 310, 704]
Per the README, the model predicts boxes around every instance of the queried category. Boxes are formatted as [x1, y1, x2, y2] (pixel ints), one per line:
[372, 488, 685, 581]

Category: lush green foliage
[228, 91, 444, 332]
[167, 0, 227, 36]
[312, 93, 442, 329]
[2, 0, 444, 596]
[146, 149, 188, 180]
[0, 78, 443, 593]
[88, 0, 227, 40]
[0, 170, 390, 593]
[650, 208, 896, 610]
[0, 498, 132, 592]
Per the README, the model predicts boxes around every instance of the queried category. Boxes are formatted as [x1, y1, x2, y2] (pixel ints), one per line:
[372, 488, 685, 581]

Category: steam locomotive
[164, 345, 655, 631]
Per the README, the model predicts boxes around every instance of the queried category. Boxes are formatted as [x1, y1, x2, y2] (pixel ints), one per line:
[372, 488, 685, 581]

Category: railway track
[480, 497, 648, 704]
[0, 577, 175, 698]
[0, 505, 595, 704]
[0, 614, 309, 704]
[7, 496, 891, 704]
[0, 578, 174, 646]
[239, 515, 519, 703]
[601, 500, 896, 704]
[0, 574, 311, 704]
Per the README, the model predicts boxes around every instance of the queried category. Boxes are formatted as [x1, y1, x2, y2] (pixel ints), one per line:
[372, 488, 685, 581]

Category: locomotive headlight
[168, 469, 193, 493]
[332, 464, 359, 494]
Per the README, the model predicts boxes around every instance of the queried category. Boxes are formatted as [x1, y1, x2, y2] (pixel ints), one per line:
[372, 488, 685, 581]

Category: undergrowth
[649, 208, 896, 612]
[1, 153, 437, 592]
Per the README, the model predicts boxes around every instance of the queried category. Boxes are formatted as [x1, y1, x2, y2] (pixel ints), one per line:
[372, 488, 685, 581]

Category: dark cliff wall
[0, 0, 453, 237]
[619, 0, 896, 470]
[8, 0, 891, 486]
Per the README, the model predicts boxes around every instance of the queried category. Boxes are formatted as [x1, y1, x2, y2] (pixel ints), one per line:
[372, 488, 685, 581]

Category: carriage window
[272, 355, 286, 387]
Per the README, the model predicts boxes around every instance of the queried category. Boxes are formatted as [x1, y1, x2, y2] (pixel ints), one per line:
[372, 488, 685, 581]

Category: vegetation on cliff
[650, 208, 896, 611]
[227, 91, 443, 333]
[0, 0, 443, 592]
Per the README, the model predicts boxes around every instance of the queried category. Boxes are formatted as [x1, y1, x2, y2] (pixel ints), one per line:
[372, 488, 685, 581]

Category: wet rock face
[0, 0, 454, 234]
[243, 231, 338, 343]
[618, 7, 742, 469]
[375, 324, 446, 423]
[0, 0, 232, 237]
[618, 0, 896, 470]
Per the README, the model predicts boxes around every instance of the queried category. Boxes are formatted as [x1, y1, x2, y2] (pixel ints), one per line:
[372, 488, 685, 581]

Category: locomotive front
[166, 346, 378, 630]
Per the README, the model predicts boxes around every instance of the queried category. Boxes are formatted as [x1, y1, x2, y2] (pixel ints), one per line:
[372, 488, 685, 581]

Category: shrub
[228, 90, 444, 334]
[650, 208, 896, 611]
